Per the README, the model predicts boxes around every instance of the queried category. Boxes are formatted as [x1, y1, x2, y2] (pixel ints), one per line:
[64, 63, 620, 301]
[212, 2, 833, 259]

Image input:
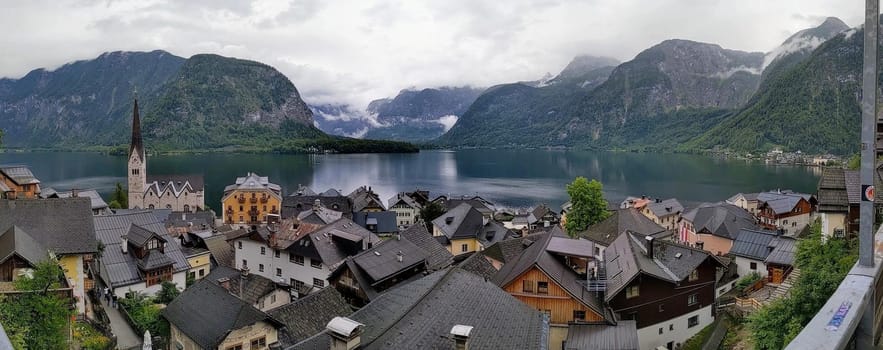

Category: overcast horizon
[0, 0, 865, 109]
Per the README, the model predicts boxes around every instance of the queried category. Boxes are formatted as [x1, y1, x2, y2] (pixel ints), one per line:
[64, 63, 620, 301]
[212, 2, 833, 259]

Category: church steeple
[129, 98, 144, 161]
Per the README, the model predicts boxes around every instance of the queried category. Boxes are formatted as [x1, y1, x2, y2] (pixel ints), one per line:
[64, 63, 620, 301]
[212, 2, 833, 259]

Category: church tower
[127, 98, 147, 209]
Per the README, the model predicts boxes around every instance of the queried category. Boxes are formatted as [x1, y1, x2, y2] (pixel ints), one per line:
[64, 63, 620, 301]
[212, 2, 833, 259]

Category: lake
[0, 150, 822, 210]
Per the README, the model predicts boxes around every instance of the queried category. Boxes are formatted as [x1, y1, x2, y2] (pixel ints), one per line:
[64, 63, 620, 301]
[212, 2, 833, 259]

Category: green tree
[155, 281, 180, 304]
[419, 201, 447, 232]
[565, 177, 610, 237]
[747, 219, 857, 349]
[847, 153, 860, 170]
[109, 182, 128, 209]
[0, 260, 75, 350]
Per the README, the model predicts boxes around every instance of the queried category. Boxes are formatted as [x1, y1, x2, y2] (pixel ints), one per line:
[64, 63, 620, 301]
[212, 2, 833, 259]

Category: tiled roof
[203, 235, 235, 268]
[765, 238, 797, 266]
[387, 193, 422, 210]
[730, 229, 780, 261]
[137, 250, 174, 270]
[0, 226, 48, 266]
[125, 223, 165, 247]
[579, 208, 666, 246]
[493, 227, 604, 316]
[269, 287, 352, 347]
[478, 220, 514, 247]
[681, 202, 757, 239]
[604, 231, 715, 302]
[645, 198, 684, 217]
[93, 210, 189, 288]
[353, 212, 398, 234]
[0, 165, 40, 185]
[457, 252, 499, 280]
[818, 168, 848, 212]
[432, 203, 484, 240]
[297, 206, 343, 225]
[0, 198, 97, 255]
[146, 174, 204, 199]
[290, 268, 547, 350]
[205, 266, 283, 305]
[399, 225, 453, 270]
[42, 189, 109, 210]
[349, 187, 386, 212]
[162, 280, 279, 349]
[481, 233, 549, 264]
[351, 237, 428, 283]
[443, 198, 495, 215]
[565, 321, 638, 350]
[288, 218, 380, 270]
[282, 195, 352, 220]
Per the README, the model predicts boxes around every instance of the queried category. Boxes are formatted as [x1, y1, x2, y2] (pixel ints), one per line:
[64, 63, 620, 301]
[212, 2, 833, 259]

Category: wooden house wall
[503, 267, 604, 325]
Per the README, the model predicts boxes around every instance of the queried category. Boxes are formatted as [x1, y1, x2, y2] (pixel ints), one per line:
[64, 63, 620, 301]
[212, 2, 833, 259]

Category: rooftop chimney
[396, 251, 403, 263]
[451, 325, 473, 350]
[327, 317, 364, 350]
[71, 188, 78, 198]
[217, 277, 231, 291]
[313, 199, 322, 211]
[121, 236, 128, 254]
[241, 266, 250, 278]
[644, 236, 654, 258]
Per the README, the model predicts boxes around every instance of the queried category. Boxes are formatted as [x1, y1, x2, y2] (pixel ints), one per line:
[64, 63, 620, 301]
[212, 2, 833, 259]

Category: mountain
[760, 17, 849, 86]
[0, 51, 415, 153]
[0, 50, 185, 147]
[310, 103, 375, 138]
[361, 86, 484, 142]
[689, 24, 863, 154]
[141, 54, 322, 150]
[438, 41, 763, 148]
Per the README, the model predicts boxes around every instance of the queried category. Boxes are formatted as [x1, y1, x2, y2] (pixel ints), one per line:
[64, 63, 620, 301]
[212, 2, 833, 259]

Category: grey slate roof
[579, 208, 666, 246]
[481, 233, 550, 264]
[269, 287, 352, 347]
[348, 187, 386, 212]
[282, 195, 352, 220]
[765, 238, 797, 266]
[604, 231, 715, 302]
[353, 237, 427, 281]
[387, 193, 422, 210]
[290, 268, 547, 350]
[0, 226, 49, 266]
[0, 181, 9, 193]
[42, 189, 108, 210]
[681, 202, 758, 239]
[162, 280, 280, 349]
[478, 220, 514, 247]
[93, 210, 189, 288]
[493, 227, 604, 316]
[756, 191, 812, 215]
[433, 203, 484, 239]
[352, 212, 398, 234]
[287, 218, 381, 270]
[818, 168, 849, 212]
[206, 266, 283, 305]
[137, 250, 174, 270]
[565, 321, 639, 350]
[223, 172, 280, 193]
[457, 251, 499, 280]
[645, 198, 684, 218]
[0, 198, 97, 255]
[297, 206, 343, 225]
[443, 197, 495, 216]
[0, 165, 40, 185]
[164, 211, 215, 230]
[125, 223, 165, 247]
[399, 224, 453, 270]
[204, 235, 235, 268]
[730, 229, 781, 261]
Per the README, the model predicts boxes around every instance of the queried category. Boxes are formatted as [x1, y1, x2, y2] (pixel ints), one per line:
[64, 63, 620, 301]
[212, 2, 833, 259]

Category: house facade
[388, 192, 422, 229]
[605, 232, 723, 350]
[0, 165, 41, 199]
[680, 202, 758, 255]
[642, 198, 684, 231]
[580, 208, 667, 261]
[431, 203, 512, 256]
[730, 229, 797, 284]
[222, 173, 283, 227]
[329, 236, 429, 307]
[127, 99, 205, 212]
[755, 191, 815, 235]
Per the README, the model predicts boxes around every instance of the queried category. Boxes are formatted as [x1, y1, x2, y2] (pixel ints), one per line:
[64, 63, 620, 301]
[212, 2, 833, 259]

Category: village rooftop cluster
[0, 101, 870, 350]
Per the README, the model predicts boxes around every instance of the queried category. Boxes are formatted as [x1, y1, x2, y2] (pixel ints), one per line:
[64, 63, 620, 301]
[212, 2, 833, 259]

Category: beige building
[127, 99, 205, 212]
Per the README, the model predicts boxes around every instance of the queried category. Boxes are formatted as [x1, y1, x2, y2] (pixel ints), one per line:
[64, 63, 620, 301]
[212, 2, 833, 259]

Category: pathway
[97, 289, 141, 349]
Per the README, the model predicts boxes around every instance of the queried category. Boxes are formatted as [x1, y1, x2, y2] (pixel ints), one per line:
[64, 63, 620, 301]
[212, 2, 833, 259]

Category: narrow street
[97, 290, 141, 350]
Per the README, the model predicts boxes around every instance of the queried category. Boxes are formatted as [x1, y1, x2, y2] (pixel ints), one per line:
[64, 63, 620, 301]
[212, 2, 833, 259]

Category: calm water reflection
[0, 150, 820, 209]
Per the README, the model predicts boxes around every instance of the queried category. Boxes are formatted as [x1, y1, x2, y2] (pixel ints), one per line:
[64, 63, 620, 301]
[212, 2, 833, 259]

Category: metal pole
[860, 0, 878, 268]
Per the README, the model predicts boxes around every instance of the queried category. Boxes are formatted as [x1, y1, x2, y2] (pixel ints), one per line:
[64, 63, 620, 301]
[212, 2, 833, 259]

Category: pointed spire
[129, 97, 144, 161]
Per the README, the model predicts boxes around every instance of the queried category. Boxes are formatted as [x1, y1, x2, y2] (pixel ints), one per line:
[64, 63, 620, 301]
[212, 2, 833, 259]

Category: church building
[127, 99, 205, 212]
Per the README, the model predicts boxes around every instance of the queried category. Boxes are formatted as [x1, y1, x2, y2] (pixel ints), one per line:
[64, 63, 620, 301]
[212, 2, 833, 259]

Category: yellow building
[432, 203, 511, 255]
[185, 248, 212, 281]
[222, 173, 283, 227]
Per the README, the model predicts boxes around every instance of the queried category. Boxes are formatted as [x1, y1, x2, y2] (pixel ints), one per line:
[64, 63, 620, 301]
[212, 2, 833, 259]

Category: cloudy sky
[0, 0, 865, 109]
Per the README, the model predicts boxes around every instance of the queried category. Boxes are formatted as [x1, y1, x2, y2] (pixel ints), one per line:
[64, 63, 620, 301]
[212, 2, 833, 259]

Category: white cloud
[0, 0, 865, 109]
[434, 115, 460, 133]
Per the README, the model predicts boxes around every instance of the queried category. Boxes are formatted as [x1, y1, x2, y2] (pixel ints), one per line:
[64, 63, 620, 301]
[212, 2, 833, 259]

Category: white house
[388, 193, 422, 229]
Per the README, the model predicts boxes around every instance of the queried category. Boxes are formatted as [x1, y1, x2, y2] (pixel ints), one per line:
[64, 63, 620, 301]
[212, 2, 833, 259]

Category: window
[260, 247, 266, 255]
[792, 222, 797, 227]
[239, 215, 244, 222]
[250, 337, 267, 349]
[189, 272, 195, 280]
[461, 243, 468, 252]
[242, 259, 247, 267]
[274, 249, 280, 258]
[522, 280, 534, 293]
[573, 310, 586, 321]
[659, 327, 663, 335]
[626, 285, 640, 299]
[688, 315, 699, 328]
[271, 294, 276, 303]
[258, 264, 264, 272]
[669, 324, 674, 331]
[290, 278, 305, 290]
[688, 293, 698, 306]
[313, 278, 325, 288]
[199, 269, 205, 277]
[689, 269, 699, 282]
[239, 205, 243, 211]
[291, 255, 304, 265]
[541, 309, 551, 318]
[537, 281, 549, 294]
[237, 241, 242, 249]
[750, 262, 757, 270]
[310, 259, 322, 269]
[594, 246, 601, 256]
[658, 304, 665, 312]
[276, 268, 282, 277]
[226, 345, 243, 350]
